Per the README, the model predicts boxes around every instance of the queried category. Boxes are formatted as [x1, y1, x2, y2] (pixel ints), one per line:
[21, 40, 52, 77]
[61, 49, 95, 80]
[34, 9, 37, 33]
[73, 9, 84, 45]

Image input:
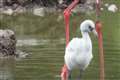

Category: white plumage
[64, 20, 98, 79]
[65, 37, 92, 70]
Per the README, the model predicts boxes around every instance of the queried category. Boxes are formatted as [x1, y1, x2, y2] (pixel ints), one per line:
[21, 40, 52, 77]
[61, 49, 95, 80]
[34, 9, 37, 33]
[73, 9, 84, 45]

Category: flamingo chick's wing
[64, 38, 93, 70]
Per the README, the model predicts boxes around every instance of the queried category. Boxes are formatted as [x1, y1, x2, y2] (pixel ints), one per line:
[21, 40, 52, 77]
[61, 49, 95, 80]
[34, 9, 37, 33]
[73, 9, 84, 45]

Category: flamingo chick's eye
[89, 26, 94, 31]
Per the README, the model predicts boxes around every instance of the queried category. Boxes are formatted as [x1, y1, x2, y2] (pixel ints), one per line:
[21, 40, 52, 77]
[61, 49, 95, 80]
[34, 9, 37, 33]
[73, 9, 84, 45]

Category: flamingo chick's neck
[81, 31, 92, 50]
[81, 32, 91, 41]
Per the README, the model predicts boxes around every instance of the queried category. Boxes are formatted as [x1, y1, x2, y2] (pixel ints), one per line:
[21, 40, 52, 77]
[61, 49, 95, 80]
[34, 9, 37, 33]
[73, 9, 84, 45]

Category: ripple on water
[16, 38, 65, 46]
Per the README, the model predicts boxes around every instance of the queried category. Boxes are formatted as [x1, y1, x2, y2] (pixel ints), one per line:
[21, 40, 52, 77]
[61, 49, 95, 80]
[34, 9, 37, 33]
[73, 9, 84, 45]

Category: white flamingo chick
[64, 20, 98, 80]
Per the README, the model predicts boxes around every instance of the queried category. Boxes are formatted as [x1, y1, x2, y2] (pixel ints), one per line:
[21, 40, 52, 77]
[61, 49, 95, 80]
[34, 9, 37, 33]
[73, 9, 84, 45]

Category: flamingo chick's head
[80, 20, 98, 37]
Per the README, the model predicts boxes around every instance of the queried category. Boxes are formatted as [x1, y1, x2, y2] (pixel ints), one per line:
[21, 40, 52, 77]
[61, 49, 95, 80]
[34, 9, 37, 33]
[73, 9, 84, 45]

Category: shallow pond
[0, 33, 120, 80]
[0, 1, 120, 79]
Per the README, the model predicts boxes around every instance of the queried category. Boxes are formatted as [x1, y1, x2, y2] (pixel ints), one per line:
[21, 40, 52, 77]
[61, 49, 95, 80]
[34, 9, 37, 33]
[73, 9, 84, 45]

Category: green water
[1, 20, 120, 80]
[0, 0, 120, 80]
[0, 34, 120, 80]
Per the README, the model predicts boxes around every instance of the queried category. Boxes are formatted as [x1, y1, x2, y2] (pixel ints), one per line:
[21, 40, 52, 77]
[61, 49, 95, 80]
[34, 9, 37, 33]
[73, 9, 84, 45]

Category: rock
[0, 29, 4, 37]
[105, 3, 109, 7]
[12, 3, 19, 10]
[14, 6, 26, 13]
[4, 29, 15, 37]
[70, 0, 96, 14]
[100, 7, 104, 11]
[71, 3, 94, 14]
[58, 0, 64, 4]
[2, 8, 13, 15]
[15, 50, 28, 59]
[17, 0, 28, 5]
[0, 29, 16, 56]
[0, 0, 4, 8]
[108, 4, 118, 13]
[86, 0, 95, 4]
[45, 7, 56, 13]
[33, 7, 45, 17]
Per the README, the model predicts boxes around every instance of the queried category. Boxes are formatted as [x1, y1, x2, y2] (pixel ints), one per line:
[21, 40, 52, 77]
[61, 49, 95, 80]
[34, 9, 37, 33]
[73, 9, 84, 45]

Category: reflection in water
[17, 39, 38, 46]
[16, 38, 65, 46]
[0, 57, 15, 80]
[15, 39, 66, 80]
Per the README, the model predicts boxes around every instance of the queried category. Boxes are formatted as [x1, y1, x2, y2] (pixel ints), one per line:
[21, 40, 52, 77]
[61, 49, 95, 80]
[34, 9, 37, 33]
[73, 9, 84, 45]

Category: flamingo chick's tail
[61, 64, 69, 80]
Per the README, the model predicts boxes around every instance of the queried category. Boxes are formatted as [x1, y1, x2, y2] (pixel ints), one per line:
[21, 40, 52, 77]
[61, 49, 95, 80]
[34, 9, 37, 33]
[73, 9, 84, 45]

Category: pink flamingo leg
[96, 21, 105, 80]
[61, 0, 80, 80]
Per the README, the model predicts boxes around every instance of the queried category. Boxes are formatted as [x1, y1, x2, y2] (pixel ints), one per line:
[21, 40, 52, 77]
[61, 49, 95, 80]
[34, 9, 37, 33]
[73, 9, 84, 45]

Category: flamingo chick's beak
[92, 29, 98, 38]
